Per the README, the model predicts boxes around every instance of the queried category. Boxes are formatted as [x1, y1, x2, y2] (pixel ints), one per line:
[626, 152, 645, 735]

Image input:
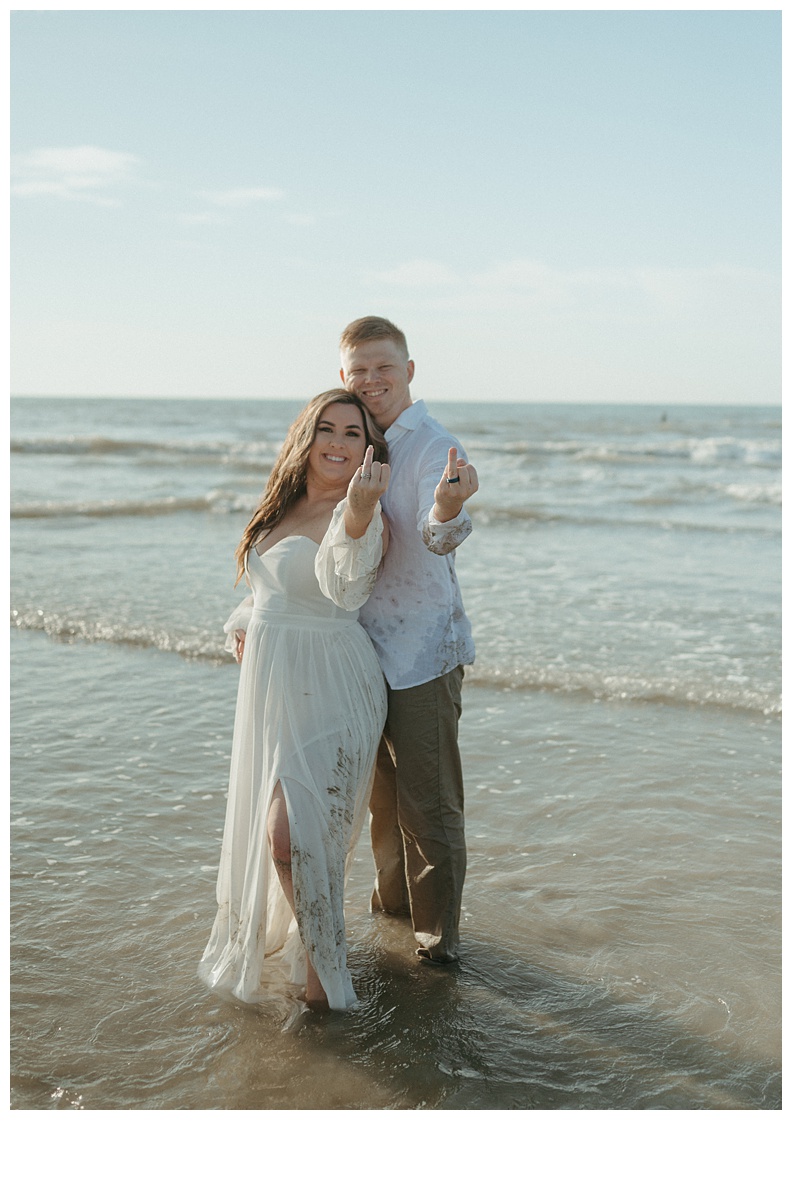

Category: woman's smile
[307, 401, 368, 484]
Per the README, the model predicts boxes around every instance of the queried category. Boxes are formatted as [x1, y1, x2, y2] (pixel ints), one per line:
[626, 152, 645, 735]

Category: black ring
[447, 475, 461, 484]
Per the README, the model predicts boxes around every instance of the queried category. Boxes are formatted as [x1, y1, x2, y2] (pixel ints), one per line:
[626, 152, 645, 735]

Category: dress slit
[199, 523, 387, 1010]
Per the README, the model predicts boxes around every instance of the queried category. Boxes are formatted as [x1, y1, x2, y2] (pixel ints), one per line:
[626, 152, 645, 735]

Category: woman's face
[307, 402, 367, 487]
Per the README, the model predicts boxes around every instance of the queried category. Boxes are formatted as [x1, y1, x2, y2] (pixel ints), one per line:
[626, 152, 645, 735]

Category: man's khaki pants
[369, 666, 466, 962]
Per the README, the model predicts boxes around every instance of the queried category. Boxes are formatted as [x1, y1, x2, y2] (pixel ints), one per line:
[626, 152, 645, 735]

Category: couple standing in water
[199, 316, 479, 1010]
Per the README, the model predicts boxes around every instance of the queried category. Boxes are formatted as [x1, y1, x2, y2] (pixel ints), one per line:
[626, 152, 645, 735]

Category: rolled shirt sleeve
[416, 443, 473, 555]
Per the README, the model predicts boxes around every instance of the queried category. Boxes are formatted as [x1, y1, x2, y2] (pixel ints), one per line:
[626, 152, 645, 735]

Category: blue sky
[10, 6, 781, 403]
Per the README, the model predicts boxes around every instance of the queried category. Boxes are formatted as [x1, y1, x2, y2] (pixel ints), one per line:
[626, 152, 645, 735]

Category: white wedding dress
[199, 501, 387, 1011]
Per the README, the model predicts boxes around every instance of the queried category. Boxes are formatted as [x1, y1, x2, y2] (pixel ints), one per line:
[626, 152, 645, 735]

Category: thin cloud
[199, 187, 285, 207]
[372, 259, 461, 287]
[11, 145, 142, 205]
[176, 211, 228, 226]
[372, 256, 777, 315]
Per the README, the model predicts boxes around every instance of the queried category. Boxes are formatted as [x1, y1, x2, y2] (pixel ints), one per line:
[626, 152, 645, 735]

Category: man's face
[340, 337, 414, 430]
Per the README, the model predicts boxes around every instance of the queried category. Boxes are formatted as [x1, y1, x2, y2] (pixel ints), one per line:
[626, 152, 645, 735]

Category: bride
[199, 389, 389, 1011]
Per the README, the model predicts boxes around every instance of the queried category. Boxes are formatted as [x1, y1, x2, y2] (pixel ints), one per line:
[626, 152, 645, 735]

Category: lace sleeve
[222, 594, 253, 654]
[315, 498, 385, 611]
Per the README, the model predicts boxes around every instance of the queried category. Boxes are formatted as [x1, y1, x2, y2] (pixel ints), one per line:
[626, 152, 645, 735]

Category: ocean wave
[569, 438, 780, 468]
[465, 664, 780, 718]
[467, 504, 557, 525]
[10, 608, 228, 663]
[11, 434, 278, 469]
[629, 479, 781, 509]
[466, 435, 781, 469]
[12, 435, 162, 455]
[11, 607, 780, 717]
[717, 482, 782, 505]
[12, 489, 777, 533]
[15, 430, 780, 469]
[11, 489, 258, 519]
[467, 502, 779, 535]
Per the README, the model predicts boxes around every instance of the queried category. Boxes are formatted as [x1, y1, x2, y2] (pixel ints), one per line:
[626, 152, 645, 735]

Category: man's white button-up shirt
[359, 400, 475, 690]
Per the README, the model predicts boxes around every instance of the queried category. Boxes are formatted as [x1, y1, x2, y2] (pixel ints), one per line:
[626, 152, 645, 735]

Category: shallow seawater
[10, 635, 779, 1111]
[10, 398, 780, 1110]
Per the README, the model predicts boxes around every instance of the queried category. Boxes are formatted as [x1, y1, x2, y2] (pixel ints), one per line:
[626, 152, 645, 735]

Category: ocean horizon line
[9, 394, 780, 409]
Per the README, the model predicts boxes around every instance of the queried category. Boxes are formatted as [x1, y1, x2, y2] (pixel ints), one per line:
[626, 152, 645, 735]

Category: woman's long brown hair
[234, 389, 388, 584]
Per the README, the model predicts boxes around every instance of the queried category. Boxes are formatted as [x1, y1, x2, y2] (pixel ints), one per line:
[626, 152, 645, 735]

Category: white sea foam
[465, 662, 780, 716]
[10, 602, 780, 716]
[12, 489, 259, 519]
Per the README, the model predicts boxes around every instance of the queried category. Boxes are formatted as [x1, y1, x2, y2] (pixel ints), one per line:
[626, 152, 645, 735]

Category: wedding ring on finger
[446, 475, 461, 484]
[361, 473, 372, 480]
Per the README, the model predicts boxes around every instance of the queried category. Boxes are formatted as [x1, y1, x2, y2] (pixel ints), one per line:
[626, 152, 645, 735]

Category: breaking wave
[11, 606, 780, 716]
[465, 663, 780, 718]
[12, 490, 258, 519]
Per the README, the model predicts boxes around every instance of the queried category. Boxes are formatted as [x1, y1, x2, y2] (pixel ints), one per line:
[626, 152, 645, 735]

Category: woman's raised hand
[345, 445, 390, 538]
[347, 445, 390, 513]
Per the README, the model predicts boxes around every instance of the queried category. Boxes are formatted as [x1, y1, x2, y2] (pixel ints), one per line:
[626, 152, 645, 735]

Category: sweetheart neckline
[250, 533, 321, 561]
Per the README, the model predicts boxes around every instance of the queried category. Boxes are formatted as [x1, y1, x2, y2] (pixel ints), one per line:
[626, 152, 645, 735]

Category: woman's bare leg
[267, 784, 328, 1008]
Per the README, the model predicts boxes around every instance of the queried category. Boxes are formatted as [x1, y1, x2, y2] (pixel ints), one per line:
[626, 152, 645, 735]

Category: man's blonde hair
[339, 316, 410, 358]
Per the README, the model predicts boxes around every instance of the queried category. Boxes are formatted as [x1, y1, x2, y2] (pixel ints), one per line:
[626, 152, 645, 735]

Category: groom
[339, 316, 478, 964]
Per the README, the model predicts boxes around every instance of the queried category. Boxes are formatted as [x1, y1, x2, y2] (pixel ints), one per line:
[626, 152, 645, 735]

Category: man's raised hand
[433, 446, 478, 521]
